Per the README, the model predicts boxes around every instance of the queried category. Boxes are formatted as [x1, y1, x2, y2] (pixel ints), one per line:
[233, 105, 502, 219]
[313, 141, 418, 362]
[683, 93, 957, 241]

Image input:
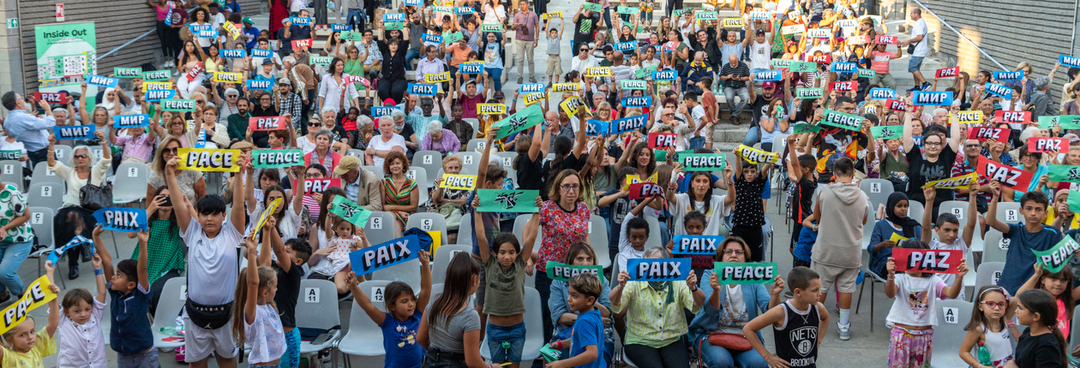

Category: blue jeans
[743, 126, 760, 146]
[487, 68, 503, 93]
[279, 327, 300, 368]
[345, 8, 366, 29]
[0, 241, 32, 296]
[405, 49, 421, 70]
[486, 321, 526, 363]
[688, 136, 706, 150]
[695, 335, 769, 368]
[908, 56, 924, 73]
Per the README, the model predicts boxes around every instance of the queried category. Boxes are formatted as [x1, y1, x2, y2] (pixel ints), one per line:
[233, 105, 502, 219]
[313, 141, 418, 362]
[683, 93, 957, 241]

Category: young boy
[257, 214, 312, 368]
[787, 134, 817, 267]
[597, 166, 641, 266]
[615, 196, 656, 274]
[732, 154, 771, 262]
[165, 150, 248, 368]
[546, 273, 606, 368]
[986, 181, 1063, 295]
[743, 267, 829, 368]
[93, 225, 156, 367]
[920, 185, 977, 300]
[544, 20, 565, 86]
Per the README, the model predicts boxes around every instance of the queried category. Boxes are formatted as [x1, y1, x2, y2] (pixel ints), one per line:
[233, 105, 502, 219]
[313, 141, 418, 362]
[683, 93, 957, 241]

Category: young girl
[1014, 289, 1067, 368]
[2, 262, 61, 367]
[884, 239, 968, 368]
[311, 216, 367, 294]
[960, 286, 1017, 368]
[233, 237, 285, 366]
[1016, 264, 1079, 333]
[417, 252, 500, 368]
[346, 249, 432, 368]
[56, 251, 108, 368]
[549, 243, 614, 363]
[474, 198, 535, 368]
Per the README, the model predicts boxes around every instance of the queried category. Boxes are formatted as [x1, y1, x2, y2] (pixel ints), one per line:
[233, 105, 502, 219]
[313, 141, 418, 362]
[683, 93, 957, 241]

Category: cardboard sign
[252, 149, 303, 168]
[889, 232, 909, 244]
[477, 103, 505, 115]
[248, 196, 283, 240]
[781, 24, 806, 35]
[442, 31, 463, 44]
[609, 115, 648, 135]
[86, 74, 118, 88]
[870, 125, 903, 140]
[976, 155, 1034, 190]
[523, 92, 546, 106]
[113, 114, 150, 129]
[475, 189, 540, 213]
[893, 248, 964, 274]
[560, 96, 587, 117]
[349, 235, 423, 276]
[371, 106, 399, 118]
[383, 12, 405, 22]
[383, 21, 404, 31]
[671, 235, 724, 255]
[829, 80, 857, 93]
[480, 23, 503, 32]
[994, 110, 1030, 124]
[652, 70, 677, 81]
[993, 70, 1024, 81]
[0, 275, 58, 335]
[582, 2, 602, 12]
[442, 174, 477, 190]
[615, 41, 637, 52]
[145, 89, 176, 101]
[628, 182, 663, 199]
[806, 28, 830, 38]
[0, 151, 20, 161]
[552, 83, 580, 93]
[328, 195, 372, 229]
[92, 207, 148, 232]
[749, 10, 771, 20]
[985, 83, 1013, 100]
[188, 24, 211, 33]
[754, 70, 782, 81]
[546, 261, 604, 282]
[807, 54, 831, 64]
[1028, 137, 1069, 154]
[584, 119, 607, 137]
[1034, 237, 1080, 273]
[161, 99, 197, 112]
[1038, 115, 1080, 130]
[714, 262, 779, 284]
[626, 258, 691, 282]
[771, 59, 794, 69]
[252, 48, 275, 58]
[291, 38, 313, 49]
[912, 91, 954, 106]
[459, 63, 484, 74]
[421, 33, 442, 44]
[425, 72, 451, 84]
[211, 72, 243, 83]
[858, 68, 876, 79]
[792, 123, 822, 134]
[196, 29, 218, 39]
[818, 109, 863, 131]
[935, 66, 959, 79]
[868, 88, 895, 100]
[45, 235, 91, 266]
[33, 92, 67, 104]
[953, 110, 983, 124]
[680, 153, 726, 171]
[289, 16, 311, 25]
[142, 81, 173, 92]
[922, 172, 977, 189]
[829, 62, 857, 73]
[1048, 165, 1080, 183]
[966, 126, 1010, 144]
[494, 104, 545, 139]
[648, 132, 677, 149]
[886, 98, 907, 111]
[541, 11, 563, 19]
[736, 144, 779, 164]
[635, 65, 658, 79]
[519, 83, 545, 94]
[114, 67, 141, 78]
[330, 23, 353, 32]
[848, 35, 870, 45]
[247, 80, 273, 91]
[795, 87, 823, 99]
[54, 125, 95, 140]
[722, 18, 744, 27]
[219, 48, 245, 59]
[585, 66, 612, 78]
[622, 96, 652, 108]
[620, 80, 647, 90]
[178, 148, 242, 172]
[1060, 54, 1080, 69]
[408, 83, 437, 96]
[303, 178, 341, 195]
[874, 35, 897, 44]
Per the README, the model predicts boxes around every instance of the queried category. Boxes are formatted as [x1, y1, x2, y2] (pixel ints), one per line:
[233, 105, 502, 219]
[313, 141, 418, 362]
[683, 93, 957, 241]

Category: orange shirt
[446, 43, 472, 67]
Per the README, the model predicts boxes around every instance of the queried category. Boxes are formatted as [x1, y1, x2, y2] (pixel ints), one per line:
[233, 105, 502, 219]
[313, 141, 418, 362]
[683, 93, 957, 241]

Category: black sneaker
[68, 266, 79, 280]
[783, 290, 793, 299]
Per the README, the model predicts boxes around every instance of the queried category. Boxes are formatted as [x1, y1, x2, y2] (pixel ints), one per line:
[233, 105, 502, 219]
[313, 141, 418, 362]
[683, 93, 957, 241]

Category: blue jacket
[687, 269, 771, 346]
[867, 219, 921, 277]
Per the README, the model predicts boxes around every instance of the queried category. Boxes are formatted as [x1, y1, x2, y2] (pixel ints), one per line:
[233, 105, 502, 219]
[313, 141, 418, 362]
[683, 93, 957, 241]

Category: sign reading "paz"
[34, 92, 67, 103]
[248, 116, 287, 131]
[627, 258, 691, 282]
[546, 261, 604, 282]
[92, 207, 148, 232]
[628, 182, 663, 200]
[714, 262, 778, 284]
[893, 248, 964, 274]
[349, 235, 423, 276]
[179, 148, 242, 172]
[1028, 137, 1069, 153]
[977, 155, 1034, 191]
[54, 125, 95, 140]
[303, 178, 341, 195]
[828, 80, 857, 93]
[935, 66, 958, 78]
[648, 132, 677, 149]
[680, 153, 726, 171]
[252, 149, 303, 168]
[671, 235, 724, 255]
[966, 126, 1010, 144]
[1034, 237, 1080, 273]
[995, 110, 1030, 124]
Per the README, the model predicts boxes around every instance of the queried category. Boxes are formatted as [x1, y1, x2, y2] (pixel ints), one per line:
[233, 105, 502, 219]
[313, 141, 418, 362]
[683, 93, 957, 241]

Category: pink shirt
[115, 133, 157, 162]
[871, 50, 900, 75]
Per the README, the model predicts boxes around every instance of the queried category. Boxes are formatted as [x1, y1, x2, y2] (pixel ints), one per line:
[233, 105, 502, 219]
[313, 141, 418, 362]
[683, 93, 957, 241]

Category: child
[93, 225, 157, 368]
[233, 236, 285, 366]
[867, 192, 923, 278]
[615, 195, 657, 274]
[743, 267, 830, 368]
[475, 199, 535, 368]
[884, 239, 968, 368]
[545, 273, 607, 368]
[787, 134, 817, 267]
[960, 286, 1017, 368]
[666, 211, 712, 277]
[311, 216, 366, 294]
[257, 215, 313, 368]
[1014, 289, 1067, 368]
[417, 253, 495, 368]
[346, 249, 432, 368]
[731, 155, 771, 262]
[986, 182, 1063, 295]
[549, 243, 614, 362]
[544, 20, 564, 87]
[55, 248, 108, 367]
[920, 186, 977, 301]
[598, 166, 641, 266]
[1, 263, 61, 368]
[1016, 263, 1079, 333]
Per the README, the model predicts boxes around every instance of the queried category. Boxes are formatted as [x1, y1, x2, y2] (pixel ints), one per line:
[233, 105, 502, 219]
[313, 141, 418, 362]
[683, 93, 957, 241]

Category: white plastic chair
[0, 160, 22, 192]
[370, 258, 422, 292]
[907, 201, 924, 224]
[859, 178, 894, 212]
[406, 167, 429, 206]
[413, 150, 444, 180]
[479, 287, 545, 362]
[28, 182, 63, 210]
[457, 213, 473, 246]
[929, 299, 974, 368]
[431, 244, 471, 285]
[364, 211, 397, 246]
[53, 145, 72, 162]
[296, 279, 343, 355]
[113, 162, 148, 204]
[360, 166, 381, 178]
[982, 230, 1008, 264]
[643, 216, 663, 250]
[27, 207, 63, 289]
[30, 162, 64, 188]
[336, 280, 391, 365]
[405, 212, 448, 245]
[457, 152, 482, 172]
[345, 148, 364, 158]
[462, 118, 479, 137]
[974, 262, 1005, 294]
[588, 215, 611, 269]
[466, 138, 488, 153]
[513, 214, 541, 251]
[996, 202, 1022, 223]
[151, 278, 187, 350]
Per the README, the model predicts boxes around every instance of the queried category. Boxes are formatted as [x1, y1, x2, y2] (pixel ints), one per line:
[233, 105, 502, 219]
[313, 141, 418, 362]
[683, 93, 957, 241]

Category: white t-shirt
[929, 237, 970, 301]
[0, 139, 27, 168]
[616, 212, 646, 273]
[690, 105, 706, 137]
[885, 273, 948, 327]
[181, 217, 243, 305]
[482, 4, 505, 24]
[672, 193, 731, 236]
[749, 40, 771, 71]
[369, 134, 407, 168]
[297, 135, 317, 155]
[911, 18, 929, 57]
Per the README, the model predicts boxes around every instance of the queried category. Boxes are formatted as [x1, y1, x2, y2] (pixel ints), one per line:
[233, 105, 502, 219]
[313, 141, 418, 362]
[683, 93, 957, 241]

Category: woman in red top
[269, 0, 288, 39]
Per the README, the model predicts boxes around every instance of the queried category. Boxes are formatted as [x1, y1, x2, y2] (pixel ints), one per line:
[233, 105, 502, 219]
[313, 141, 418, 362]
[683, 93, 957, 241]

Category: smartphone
[158, 195, 173, 207]
[312, 332, 332, 345]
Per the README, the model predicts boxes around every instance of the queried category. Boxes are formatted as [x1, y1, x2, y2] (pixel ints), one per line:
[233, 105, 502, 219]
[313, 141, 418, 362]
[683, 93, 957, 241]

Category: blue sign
[145, 89, 176, 101]
[188, 24, 211, 33]
[349, 235, 423, 275]
[164, 6, 174, 26]
[455, 6, 474, 14]
[754, 70, 782, 81]
[621, 96, 652, 108]
[113, 114, 150, 129]
[404, 0, 421, 6]
[288, 16, 311, 26]
[46, 235, 92, 265]
[252, 48, 274, 58]
[383, 13, 405, 22]
[911, 90, 954, 106]
[93, 207, 149, 233]
[993, 70, 1024, 81]
[868, 88, 895, 100]
[626, 258, 692, 282]
[421, 33, 443, 44]
[585, 119, 607, 137]
[195, 129, 206, 148]
[652, 70, 676, 81]
[408, 83, 437, 96]
[196, 29, 218, 39]
[985, 83, 1013, 100]
[459, 63, 484, 74]
[671, 235, 725, 255]
[54, 125, 96, 140]
[220, 48, 245, 59]
[519, 83, 545, 93]
[372, 106, 399, 118]
[330, 24, 352, 32]
[248, 80, 273, 91]
[829, 62, 857, 73]
[615, 41, 637, 52]
[609, 114, 648, 135]
[86, 74, 118, 88]
[1061, 54, 1080, 69]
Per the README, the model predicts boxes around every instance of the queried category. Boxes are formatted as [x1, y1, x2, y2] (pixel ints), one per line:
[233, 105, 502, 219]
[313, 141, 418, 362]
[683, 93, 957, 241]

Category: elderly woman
[297, 115, 350, 155]
[366, 115, 407, 167]
[47, 131, 112, 280]
[382, 151, 418, 237]
[432, 154, 468, 242]
[147, 136, 207, 204]
[421, 120, 461, 154]
[304, 129, 343, 174]
[0, 165, 33, 302]
[390, 109, 420, 156]
[689, 237, 781, 368]
[611, 246, 705, 368]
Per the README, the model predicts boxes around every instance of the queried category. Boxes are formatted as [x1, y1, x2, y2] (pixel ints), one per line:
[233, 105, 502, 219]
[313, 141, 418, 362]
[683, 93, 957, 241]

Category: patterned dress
[535, 201, 590, 273]
[383, 177, 417, 225]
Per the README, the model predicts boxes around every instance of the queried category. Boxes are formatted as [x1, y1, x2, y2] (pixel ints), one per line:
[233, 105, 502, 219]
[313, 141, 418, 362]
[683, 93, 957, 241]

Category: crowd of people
[4, 0, 1080, 367]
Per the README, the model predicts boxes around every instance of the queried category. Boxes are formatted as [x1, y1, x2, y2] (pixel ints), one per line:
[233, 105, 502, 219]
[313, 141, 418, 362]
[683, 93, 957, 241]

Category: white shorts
[183, 316, 239, 363]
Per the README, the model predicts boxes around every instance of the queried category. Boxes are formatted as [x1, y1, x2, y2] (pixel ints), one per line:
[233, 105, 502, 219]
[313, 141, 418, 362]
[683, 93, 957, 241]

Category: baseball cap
[762, 81, 776, 89]
[756, 29, 765, 35]
[334, 156, 361, 176]
[1064, 133, 1080, 145]
[242, 16, 253, 24]
[278, 77, 291, 85]
[493, 91, 505, 99]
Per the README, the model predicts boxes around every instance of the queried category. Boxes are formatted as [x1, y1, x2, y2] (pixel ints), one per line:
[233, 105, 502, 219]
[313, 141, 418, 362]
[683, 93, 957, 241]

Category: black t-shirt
[792, 177, 817, 222]
[905, 144, 957, 207]
[1015, 328, 1064, 368]
[749, 95, 774, 128]
[272, 261, 304, 328]
[517, 154, 547, 192]
[573, 14, 600, 46]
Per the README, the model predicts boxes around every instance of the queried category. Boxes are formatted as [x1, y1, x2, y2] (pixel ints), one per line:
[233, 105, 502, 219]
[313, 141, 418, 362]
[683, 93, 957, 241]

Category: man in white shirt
[900, 8, 930, 91]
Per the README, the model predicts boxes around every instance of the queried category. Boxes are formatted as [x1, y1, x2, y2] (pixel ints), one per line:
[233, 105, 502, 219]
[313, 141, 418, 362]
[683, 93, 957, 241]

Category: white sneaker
[837, 322, 851, 341]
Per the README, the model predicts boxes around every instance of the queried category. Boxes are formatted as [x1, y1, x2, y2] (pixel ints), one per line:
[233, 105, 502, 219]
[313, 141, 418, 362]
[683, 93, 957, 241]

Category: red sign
[648, 132, 677, 149]
[302, 178, 341, 195]
[935, 66, 959, 79]
[1027, 137, 1070, 153]
[628, 182, 663, 200]
[848, 35, 870, 45]
[874, 35, 897, 45]
[892, 248, 965, 274]
[994, 110, 1031, 124]
[33, 92, 67, 104]
[344, 75, 369, 87]
[977, 155, 1034, 190]
[808, 53, 832, 64]
[292, 38, 313, 50]
[829, 80, 857, 93]
[885, 99, 906, 111]
[186, 62, 204, 82]
[966, 126, 1010, 144]
[248, 116, 287, 131]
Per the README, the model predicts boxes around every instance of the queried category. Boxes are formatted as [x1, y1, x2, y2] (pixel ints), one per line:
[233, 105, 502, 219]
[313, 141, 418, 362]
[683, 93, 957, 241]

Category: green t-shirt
[482, 255, 526, 316]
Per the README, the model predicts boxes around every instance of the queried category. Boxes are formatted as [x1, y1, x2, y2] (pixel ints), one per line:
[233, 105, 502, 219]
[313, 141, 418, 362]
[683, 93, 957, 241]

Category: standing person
[472, 202, 535, 368]
[1013, 289, 1068, 368]
[902, 100, 962, 219]
[986, 184, 1063, 295]
[899, 8, 930, 91]
[801, 156, 869, 342]
[1, 92, 56, 167]
[150, 0, 174, 59]
[719, 54, 750, 125]
[743, 267, 829, 368]
[571, 5, 600, 52]
[416, 253, 502, 368]
[730, 154, 770, 262]
[512, 0, 539, 84]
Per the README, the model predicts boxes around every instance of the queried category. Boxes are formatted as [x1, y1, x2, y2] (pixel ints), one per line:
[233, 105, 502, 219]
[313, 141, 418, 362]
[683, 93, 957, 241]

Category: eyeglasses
[73, 154, 89, 159]
[579, 48, 588, 52]
[304, 173, 322, 178]
[560, 184, 580, 191]
[980, 301, 1008, 309]
[662, 113, 674, 117]
[196, 100, 206, 104]
[226, 95, 238, 98]
[723, 249, 745, 256]
[308, 122, 321, 126]
[965, 144, 981, 148]
[162, 148, 179, 155]
[924, 141, 943, 147]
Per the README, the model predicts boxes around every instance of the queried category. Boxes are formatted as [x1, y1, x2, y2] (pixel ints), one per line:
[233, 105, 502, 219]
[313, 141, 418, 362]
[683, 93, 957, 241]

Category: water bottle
[977, 342, 992, 366]
[160, 325, 183, 336]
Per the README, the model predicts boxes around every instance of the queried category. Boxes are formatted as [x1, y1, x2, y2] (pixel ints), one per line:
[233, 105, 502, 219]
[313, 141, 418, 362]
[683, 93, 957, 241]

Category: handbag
[80, 182, 113, 211]
[436, 202, 464, 230]
[708, 332, 752, 351]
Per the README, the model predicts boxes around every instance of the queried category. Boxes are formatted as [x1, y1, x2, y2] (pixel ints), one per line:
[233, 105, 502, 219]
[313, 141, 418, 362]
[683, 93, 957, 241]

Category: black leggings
[732, 224, 765, 262]
[624, 339, 690, 368]
[149, 269, 182, 315]
[156, 21, 172, 57]
[54, 206, 97, 267]
[377, 78, 407, 103]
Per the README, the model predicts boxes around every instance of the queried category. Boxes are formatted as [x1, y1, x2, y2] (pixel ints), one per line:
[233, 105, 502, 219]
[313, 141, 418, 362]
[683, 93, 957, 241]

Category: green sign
[583, 2, 602, 12]
[493, 104, 545, 139]
[444, 31, 464, 44]
[792, 123, 822, 134]
[714, 262, 779, 285]
[433, 5, 454, 13]
[114, 67, 142, 78]
[328, 195, 373, 229]
[620, 80, 646, 90]
[1034, 237, 1080, 273]
[617, 6, 636, 15]
[795, 87, 823, 99]
[1038, 115, 1080, 130]
[1049, 165, 1080, 183]
[35, 22, 97, 92]
[1070, 191, 1080, 214]
[252, 149, 304, 168]
[818, 109, 864, 131]
[310, 56, 333, 66]
[480, 24, 503, 32]
[476, 189, 540, 213]
[342, 31, 363, 41]
[789, 61, 817, 73]
[634, 65, 657, 79]
[6, 19, 17, 29]
[0, 150, 21, 160]
[870, 125, 902, 140]
[545, 261, 605, 282]
[673, 8, 690, 16]
[680, 153, 726, 171]
[384, 21, 404, 30]
[695, 11, 717, 20]
[858, 68, 876, 79]
[655, 149, 693, 162]
[142, 70, 171, 82]
[160, 99, 197, 112]
[771, 58, 794, 68]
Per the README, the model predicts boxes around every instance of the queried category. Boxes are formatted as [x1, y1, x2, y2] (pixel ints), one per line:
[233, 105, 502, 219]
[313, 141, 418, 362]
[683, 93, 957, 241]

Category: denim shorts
[907, 56, 924, 73]
[486, 321, 526, 363]
[117, 348, 160, 368]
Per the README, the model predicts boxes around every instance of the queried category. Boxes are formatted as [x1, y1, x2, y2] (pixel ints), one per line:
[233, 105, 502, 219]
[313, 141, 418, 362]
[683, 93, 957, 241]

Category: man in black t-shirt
[571, 5, 600, 51]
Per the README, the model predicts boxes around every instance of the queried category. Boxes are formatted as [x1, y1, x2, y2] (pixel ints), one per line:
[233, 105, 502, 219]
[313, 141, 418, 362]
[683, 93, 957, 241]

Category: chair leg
[870, 281, 875, 332]
[855, 279, 864, 314]
[110, 231, 120, 258]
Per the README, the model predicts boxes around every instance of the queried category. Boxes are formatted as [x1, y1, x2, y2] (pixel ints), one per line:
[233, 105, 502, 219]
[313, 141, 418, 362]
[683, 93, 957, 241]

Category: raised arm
[243, 237, 259, 325]
[985, 181, 1010, 233]
[231, 152, 249, 233]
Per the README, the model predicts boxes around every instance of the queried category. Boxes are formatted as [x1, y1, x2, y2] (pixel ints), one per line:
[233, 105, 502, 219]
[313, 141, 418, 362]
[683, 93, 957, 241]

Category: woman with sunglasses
[146, 136, 207, 205]
[46, 130, 113, 280]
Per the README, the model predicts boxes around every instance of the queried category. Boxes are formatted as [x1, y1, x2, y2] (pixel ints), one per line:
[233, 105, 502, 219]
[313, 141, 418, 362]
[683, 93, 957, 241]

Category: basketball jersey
[773, 300, 820, 368]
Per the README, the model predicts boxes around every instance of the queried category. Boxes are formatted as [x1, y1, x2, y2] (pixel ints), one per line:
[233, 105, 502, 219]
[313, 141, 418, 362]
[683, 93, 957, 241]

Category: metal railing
[97, 29, 157, 60]
[909, 0, 1007, 71]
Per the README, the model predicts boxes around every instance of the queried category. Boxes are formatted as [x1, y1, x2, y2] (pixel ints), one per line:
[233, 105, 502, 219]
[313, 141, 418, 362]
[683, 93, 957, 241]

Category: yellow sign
[722, 18, 745, 27]
[442, 174, 477, 190]
[0, 275, 57, 335]
[178, 148, 243, 172]
[541, 12, 563, 20]
[622, 172, 659, 190]
[523, 92, 546, 106]
[477, 103, 506, 115]
[223, 21, 242, 39]
[211, 72, 243, 83]
[425, 72, 451, 84]
[736, 144, 780, 165]
[142, 81, 173, 92]
[889, 232, 909, 244]
[560, 96, 587, 117]
[921, 172, 977, 190]
[584, 66, 612, 77]
[552, 83, 581, 93]
[250, 197, 283, 239]
[953, 110, 984, 124]
[429, 230, 443, 256]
